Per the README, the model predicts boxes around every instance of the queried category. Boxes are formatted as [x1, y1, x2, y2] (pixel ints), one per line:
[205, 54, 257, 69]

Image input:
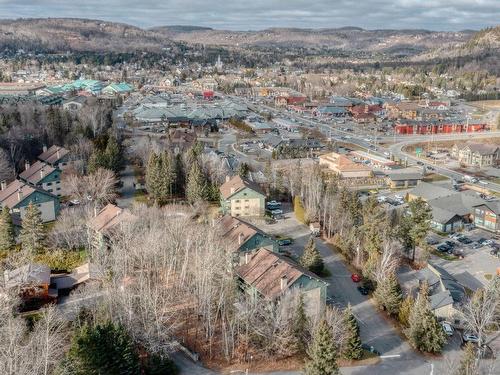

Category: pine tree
[398, 295, 414, 327]
[173, 153, 185, 195]
[342, 305, 363, 360]
[304, 319, 339, 375]
[104, 136, 122, 173]
[64, 321, 140, 375]
[146, 153, 162, 203]
[455, 343, 478, 375]
[406, 282, 447, 353]
[186, 162, 206, 203]
[374, 274, 403, 316]
[19, 202, 45, 253]
[300, 237, 324, 275]
[0, 206, 15, 251]
[160, 151, 176, 197]
[293, 293, 309, 353]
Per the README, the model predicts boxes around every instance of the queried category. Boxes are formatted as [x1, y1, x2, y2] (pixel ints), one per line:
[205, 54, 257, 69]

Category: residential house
[218, 215, 277, 263]
[220, 176, 266, 217]
[169, 129, 197, 153]
[319, 152, 373, 178]
[451, 143, 500, 168]
[408, 182, 485, 232]
[19, 160, 63, 197]
[51, 263, 102, 294]
[416, 263, 465, 325]
[0, 179, 60, 222]
[237, 248, 328, 317]
[3, 263, 55, 308]
[38, 145, 72, 170]
[87, 203, 137, 250]
[62, 96, 87, 112]
[473, 201, 500, 233]
[386, 170, 423, 188]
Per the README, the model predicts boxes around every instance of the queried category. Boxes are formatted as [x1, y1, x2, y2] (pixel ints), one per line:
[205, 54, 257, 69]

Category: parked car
[266, 200, 282, 210]
[351, 273, 362, 283]
[276, 237, 293, 246]
[445, 240, 456, 248]
[357, 286, 369, 295]
[471, 242, 483, 250]
[427, 238, 439, 245]
[490, 249, 500, 258]
[437, 244, 452, 252]
[441, 322, 454, 336]
[476, 238, 487, 244]
[462, 333, 480, 344]
[483, 239, 494, 246]
[457, 236, 472, 244]
[361, 344, 381, 356]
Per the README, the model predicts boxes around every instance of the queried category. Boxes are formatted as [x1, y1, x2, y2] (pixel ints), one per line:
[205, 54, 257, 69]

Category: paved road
[116, 163, 136, 208]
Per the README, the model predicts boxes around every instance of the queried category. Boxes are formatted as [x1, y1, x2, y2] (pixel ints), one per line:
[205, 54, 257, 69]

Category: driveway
[116, 163, 136, 208]
[247, 207, 414, 358]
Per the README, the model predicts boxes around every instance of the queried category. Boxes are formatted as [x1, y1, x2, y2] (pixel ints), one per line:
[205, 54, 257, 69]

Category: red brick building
[395, 121, 488, 135]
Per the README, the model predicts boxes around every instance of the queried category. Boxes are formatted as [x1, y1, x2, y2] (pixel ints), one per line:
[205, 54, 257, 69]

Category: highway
[239, 97, 500, 193]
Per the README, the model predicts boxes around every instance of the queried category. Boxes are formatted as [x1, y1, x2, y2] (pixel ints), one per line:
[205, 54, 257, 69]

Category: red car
[351, 273, 362, 282]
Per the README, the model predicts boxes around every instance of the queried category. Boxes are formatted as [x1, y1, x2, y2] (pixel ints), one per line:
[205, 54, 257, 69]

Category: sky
[0, 0, 498, 31]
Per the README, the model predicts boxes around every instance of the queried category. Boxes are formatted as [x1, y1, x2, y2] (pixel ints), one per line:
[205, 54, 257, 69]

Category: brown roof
[218, 215, 261, 251]
[87, 203, 136, 233]
[236, 248, 322, 300]
[465, 143, 499, 156]
[19, 161, 56, 185]
[219, 175, 265, 200]
[0, 180, 38, 209]
[38, 145, 69, 165]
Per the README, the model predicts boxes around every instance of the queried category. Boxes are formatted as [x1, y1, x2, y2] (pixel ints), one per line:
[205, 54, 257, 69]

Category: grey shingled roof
[410, 182, 455, 201]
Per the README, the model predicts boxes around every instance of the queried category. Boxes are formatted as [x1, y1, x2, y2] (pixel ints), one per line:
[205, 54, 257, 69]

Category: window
[48, 189, 53, 193]
[244, 199, 249, 203]
[56, 187, 61, 191]
[47, 182, 52, 186]
[235, 199, 240, 203]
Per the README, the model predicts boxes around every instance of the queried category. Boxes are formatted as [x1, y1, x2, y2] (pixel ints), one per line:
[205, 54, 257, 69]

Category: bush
[294, 196, 306, 224]
[33, 249, 87, 271]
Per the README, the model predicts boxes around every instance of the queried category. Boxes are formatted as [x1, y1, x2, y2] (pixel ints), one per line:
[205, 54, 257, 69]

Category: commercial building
[319, 152, 373, 178]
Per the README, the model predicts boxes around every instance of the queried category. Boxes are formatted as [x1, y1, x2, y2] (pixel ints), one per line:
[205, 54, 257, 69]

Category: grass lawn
[431, 249, 458, 261]
[133, 189, 149, 204]
[423, 173, 449, 182]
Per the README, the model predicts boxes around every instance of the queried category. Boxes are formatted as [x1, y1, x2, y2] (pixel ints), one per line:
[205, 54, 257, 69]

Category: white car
[462, 333, 480, 343]
[377, 196, 387, 203]
[441, 322, 454, 336]
[479, 180, 489, 185]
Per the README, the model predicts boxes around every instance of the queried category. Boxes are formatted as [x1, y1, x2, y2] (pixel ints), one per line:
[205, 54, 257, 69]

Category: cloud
[0, 0, 497, 30]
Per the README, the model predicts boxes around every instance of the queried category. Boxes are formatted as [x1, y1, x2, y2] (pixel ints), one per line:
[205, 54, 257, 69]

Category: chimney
[238, 232, 244, 245]
[40, 168, 45, 179]
[230, 187, 235, 194]
[0, 180, 6, 191]
[56, 149, 60, 159]
[24, 161, 31, 171]
[17, 188, 23, 201]
[280, 275, 288, 291]
[245, 252, 250, 265]
[42, 145, 47, 153]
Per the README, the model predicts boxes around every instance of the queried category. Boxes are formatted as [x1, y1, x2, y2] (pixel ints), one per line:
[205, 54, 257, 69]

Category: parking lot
[427, 228, 500, 290]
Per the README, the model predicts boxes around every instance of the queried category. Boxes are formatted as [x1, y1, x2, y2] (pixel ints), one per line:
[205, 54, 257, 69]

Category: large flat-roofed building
[350, 150, 397, 168]
[319, 152, 372, 178]
[0, 83, 46, 96]
[473, 201, 500, 233]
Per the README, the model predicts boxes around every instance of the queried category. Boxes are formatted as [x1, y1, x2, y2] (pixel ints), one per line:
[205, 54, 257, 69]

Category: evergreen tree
[373, 274, 403, 316]
[292, 293, 309, 353]
[304, 319, 339, 375]
[0, 206, 15, 251]
[398, 198, 432, 261]
[237, 162, 250, 178]
[160, 151, 176, 197]
[145, 153, 165, 204]
[299, 237, 324, 275]
[342, 305, 363, 360]
[64, 321, 140, 375]
[406, 282, 447, 353]
[186, 162, 206, 203]
[455, 343, 478, 375]
[398, 295, 414, 327]
[173, 153, 185, 195]
[19, 202, 45, 253]
[104, 136, 122, 173]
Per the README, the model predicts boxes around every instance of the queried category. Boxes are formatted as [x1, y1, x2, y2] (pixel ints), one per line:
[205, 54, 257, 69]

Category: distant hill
[152, 25, 475, 56]
[0, 18, 178, 53]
